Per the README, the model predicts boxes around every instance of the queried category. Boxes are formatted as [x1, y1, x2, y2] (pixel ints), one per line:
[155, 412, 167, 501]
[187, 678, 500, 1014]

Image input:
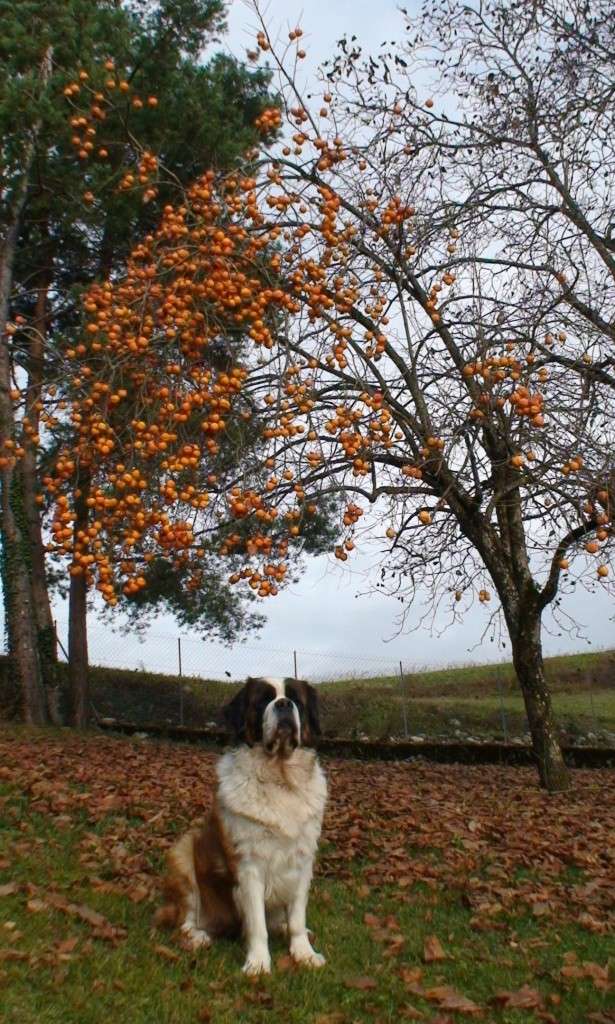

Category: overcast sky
[1, 1, 612, 680]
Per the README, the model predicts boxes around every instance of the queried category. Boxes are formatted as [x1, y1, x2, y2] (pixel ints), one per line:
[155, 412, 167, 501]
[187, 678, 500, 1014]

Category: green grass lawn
[0, 728, 613, 1023]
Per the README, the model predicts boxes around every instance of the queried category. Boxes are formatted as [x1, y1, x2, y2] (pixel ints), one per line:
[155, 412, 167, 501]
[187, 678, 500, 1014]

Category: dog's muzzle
[266, 698, 299, 755]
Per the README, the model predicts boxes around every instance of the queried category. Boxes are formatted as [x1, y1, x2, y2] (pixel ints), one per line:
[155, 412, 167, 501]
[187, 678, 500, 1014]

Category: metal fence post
[589, 684, 599, 738]
[178, 637, 183, 726]
[293, 650, 298, 680]
[399, 660, 409, 739]
[496, 672, 508, 742]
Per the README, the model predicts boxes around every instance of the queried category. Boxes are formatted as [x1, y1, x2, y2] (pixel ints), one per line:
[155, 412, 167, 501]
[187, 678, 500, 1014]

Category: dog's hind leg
[180, 885, 211, 950]
[159, 831, 211, 950]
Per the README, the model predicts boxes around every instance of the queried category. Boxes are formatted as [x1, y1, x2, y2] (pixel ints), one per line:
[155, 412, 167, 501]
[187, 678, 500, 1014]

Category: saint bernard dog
[155, 676, 327, 975]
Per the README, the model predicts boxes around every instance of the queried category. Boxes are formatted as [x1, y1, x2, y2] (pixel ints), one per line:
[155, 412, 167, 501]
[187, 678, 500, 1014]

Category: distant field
[315, 649, 615, 741]
[1, 648, 614, 742]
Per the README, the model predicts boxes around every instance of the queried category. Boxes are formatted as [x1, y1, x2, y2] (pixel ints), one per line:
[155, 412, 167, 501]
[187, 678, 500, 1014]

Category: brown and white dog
[155, 676, 327, 975]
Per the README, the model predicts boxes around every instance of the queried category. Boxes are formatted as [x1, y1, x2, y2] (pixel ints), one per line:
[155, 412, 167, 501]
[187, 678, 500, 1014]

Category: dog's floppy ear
[305, 682, 321, 741]
[222, 685, 249, 741]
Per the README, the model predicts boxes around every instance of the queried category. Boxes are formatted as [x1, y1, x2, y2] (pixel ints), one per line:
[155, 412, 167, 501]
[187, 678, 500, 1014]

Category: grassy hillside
[1, 648, 614, 742]
[318, 649, 615, 742]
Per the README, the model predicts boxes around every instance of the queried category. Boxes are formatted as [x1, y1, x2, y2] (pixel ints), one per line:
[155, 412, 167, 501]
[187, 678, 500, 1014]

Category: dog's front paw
[290, 936, 326, 968]
[299, 950, 326, 968]
[180, 924, 211, 951]
[242, 949, 271, 976]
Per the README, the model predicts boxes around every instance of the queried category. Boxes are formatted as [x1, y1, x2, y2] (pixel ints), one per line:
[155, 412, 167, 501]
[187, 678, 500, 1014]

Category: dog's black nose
[275, 697, 292, 710]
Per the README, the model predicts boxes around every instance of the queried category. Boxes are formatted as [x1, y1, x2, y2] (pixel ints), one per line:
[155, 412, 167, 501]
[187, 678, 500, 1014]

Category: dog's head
[222, 677, 321, 757]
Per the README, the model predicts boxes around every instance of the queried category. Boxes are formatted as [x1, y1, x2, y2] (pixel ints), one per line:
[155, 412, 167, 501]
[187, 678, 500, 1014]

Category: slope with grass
[319, 649, 615, 743]
[1, 648, 614, 742]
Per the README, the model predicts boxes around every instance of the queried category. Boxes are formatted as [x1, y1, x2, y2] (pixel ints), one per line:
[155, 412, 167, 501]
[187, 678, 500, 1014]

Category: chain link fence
[49, 620, 615, 746]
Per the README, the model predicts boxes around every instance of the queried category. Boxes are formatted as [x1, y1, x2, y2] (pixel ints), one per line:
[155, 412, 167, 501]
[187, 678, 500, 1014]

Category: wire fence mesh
[48, 620, 615, 746]
[82, 629, 406, 683]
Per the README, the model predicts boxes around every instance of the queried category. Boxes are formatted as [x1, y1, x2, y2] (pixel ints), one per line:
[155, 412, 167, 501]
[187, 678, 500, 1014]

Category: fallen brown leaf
[344, 975, 378, 990]
[154, 943, 180, 962]
[244, 989, 273, 1006]
[276, 954, 295, 971]
[43, 894, 124, 942]
[0, 882, 19, 897]
[128, 885, 149, 904]
[0, 949, 30, 961]
[424, 985, 482, 1014]
[561, 960, 610, 990]
[423, 934, 447, 962]
[56, 937, 79, 954]
[491, 984, 544, 1010]
[401, 966, 424, 986]
[26, 898, 48, 913]
[531, 902, 550, 917]
[400, 1005, 425, 1019]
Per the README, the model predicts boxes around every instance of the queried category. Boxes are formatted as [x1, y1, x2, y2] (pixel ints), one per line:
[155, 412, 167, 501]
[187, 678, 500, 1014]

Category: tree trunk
[510, 611, 569, 792]
[477, 469, 569, 792]
[20, 275, 62, 722]
[0, 45, 53, 725]
[20, 446, 61, 720]
[68, 474, 90, 727]
[0, 192, 47, 726]
[0, 469, 47, 724]
[0, 263, 47, 722]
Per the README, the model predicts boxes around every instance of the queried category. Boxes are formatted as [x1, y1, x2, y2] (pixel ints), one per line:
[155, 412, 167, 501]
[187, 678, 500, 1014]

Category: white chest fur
[216, 746, 327, 908]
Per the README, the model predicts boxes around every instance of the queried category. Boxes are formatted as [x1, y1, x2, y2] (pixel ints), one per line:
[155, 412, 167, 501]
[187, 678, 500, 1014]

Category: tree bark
[458, 497, 569, 793]
[0, 52, 52, 725]
[510, 609, 569, 792]
[68, 474, 90, 728]
[20, 274, 62, 722]
[0, 470, 47, 724]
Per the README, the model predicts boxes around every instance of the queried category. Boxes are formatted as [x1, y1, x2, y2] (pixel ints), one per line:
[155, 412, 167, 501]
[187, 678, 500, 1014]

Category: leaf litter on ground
[0, 727, 613, 1020]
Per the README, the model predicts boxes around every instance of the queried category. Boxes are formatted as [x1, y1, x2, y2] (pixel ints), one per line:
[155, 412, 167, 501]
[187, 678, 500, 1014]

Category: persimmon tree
[27, 0, 613, 787]
[44, 166, 337, 723]
[148, 1, 613, 791]
[0, 0, 277, 724]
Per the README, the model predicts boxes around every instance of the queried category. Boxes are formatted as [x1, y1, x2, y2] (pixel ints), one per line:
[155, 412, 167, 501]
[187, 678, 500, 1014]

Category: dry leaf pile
[1, 732, 613, 930]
